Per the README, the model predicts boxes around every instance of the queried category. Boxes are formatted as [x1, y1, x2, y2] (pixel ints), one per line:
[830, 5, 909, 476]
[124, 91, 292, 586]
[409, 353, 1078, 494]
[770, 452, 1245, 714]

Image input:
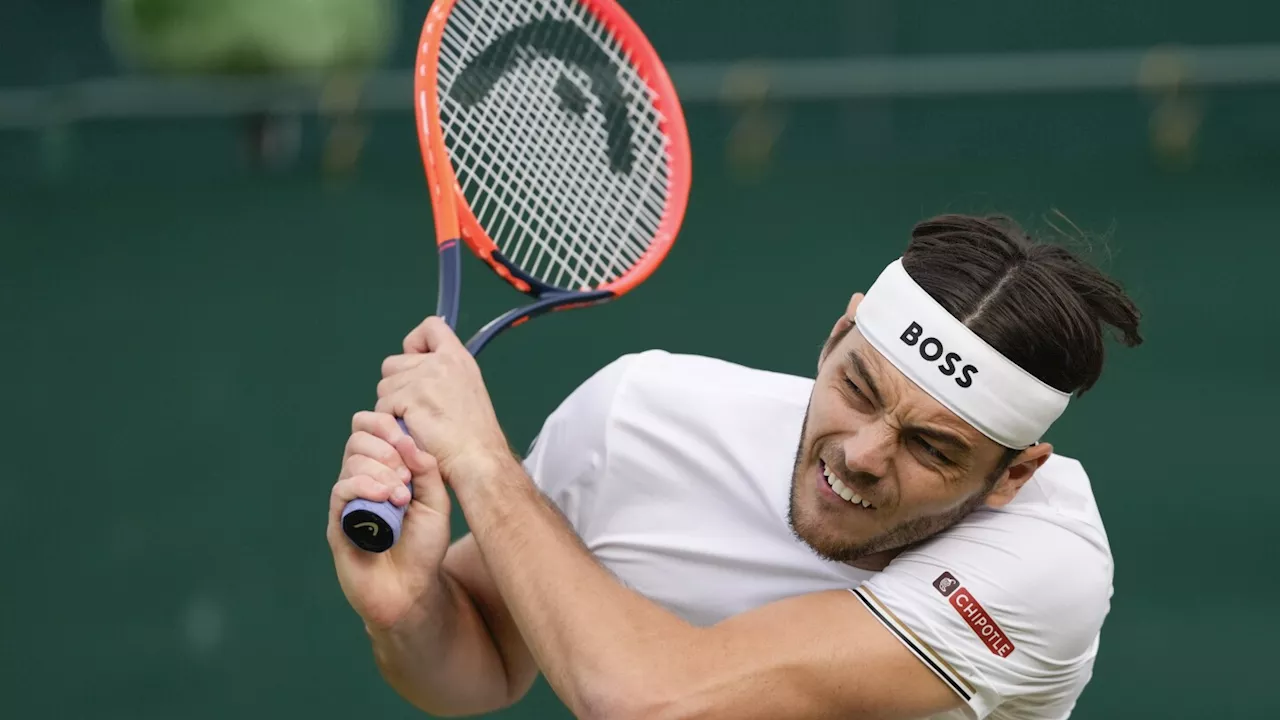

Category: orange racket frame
[342, 0, 692, 553]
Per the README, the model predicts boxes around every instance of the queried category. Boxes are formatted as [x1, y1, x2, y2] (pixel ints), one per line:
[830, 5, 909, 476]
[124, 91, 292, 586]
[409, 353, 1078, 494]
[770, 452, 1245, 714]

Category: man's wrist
[446, 444, 527, 494]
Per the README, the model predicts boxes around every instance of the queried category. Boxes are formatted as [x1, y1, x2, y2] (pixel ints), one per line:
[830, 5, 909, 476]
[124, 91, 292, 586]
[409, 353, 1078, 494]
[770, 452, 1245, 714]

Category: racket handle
[341, 240, 461, 552]
[339, 418, 411, 553]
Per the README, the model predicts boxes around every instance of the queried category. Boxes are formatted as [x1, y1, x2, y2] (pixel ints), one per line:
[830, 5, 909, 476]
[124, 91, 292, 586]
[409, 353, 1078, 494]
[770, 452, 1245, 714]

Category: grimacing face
[787, 294, 1053, 569]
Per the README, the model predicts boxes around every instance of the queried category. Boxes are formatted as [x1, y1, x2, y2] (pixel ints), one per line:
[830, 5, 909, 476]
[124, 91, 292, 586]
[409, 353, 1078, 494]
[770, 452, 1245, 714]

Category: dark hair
[898, 214, 1143, 469]
[902, 213, 1143, 399]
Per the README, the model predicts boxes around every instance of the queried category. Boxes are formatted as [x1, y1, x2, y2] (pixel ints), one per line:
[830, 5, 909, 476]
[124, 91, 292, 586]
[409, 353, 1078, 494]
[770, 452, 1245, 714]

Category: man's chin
[795, 498, 990, 569]
[786, 503, 882, 564]
[786, 454, 897, 564]
[794, 525, 886, 564]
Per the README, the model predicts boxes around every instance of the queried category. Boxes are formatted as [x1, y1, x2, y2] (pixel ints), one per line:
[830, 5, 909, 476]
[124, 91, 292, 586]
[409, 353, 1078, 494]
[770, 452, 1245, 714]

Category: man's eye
[843, 378, 864, 397]
[915, 437, 952, 465]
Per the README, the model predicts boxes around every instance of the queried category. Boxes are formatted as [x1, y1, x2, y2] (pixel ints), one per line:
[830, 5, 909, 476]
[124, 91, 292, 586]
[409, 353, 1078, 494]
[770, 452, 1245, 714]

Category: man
[327, 214, 1143, 719]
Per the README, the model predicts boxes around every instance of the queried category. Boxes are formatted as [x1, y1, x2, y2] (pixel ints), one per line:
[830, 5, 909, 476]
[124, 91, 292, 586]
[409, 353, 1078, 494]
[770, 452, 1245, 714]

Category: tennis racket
[341, 0, 692, 552]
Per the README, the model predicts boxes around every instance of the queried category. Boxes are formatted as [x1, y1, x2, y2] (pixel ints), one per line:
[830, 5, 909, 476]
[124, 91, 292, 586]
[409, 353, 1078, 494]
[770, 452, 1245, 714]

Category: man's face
[787, 315, 1023, 566]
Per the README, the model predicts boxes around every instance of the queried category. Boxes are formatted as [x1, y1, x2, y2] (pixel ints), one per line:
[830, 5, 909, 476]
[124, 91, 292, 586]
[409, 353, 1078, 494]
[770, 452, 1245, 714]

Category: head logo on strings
[449, 18, 638, 175]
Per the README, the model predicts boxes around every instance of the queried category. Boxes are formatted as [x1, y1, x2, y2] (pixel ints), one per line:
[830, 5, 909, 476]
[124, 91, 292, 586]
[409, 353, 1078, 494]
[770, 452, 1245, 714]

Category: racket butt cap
[341, 501, 403, 553]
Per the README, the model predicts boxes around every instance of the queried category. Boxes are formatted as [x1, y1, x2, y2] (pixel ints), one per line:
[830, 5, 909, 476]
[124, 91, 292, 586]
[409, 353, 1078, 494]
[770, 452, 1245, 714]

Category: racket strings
[445, 34, 612, 286]
[448, 3, 657, 287]
[436, 0, 672, 290]
[512, 10, 648, 285]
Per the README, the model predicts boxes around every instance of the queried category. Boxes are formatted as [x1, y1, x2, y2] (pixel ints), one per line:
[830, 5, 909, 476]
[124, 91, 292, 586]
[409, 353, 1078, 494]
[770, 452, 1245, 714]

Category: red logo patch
[934, 573, 1015, 658]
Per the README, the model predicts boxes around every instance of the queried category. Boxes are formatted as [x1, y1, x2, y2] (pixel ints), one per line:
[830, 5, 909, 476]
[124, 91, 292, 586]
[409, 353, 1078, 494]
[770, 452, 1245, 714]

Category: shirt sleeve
[520, 354, 638, 528]
[852, 510, 1114, 719]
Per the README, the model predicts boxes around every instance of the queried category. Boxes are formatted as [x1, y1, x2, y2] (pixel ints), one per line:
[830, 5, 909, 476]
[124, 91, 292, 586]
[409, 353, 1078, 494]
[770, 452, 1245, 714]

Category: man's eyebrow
[911, 426, 974, 455]
[846, 348, 974, 456]
[846, 350, 884, 407]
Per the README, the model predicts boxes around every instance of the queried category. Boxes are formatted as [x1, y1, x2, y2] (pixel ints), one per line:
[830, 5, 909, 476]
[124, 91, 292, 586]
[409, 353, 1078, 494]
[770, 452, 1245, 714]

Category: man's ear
[985, 442, 1053, 508]
[820, 293, 864, 368]
[846, 292, 863, 318]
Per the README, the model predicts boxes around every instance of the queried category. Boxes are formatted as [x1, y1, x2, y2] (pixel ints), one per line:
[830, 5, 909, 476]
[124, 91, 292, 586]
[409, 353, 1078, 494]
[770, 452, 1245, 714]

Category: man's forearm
[451, 454, 698, 719]
[366, 569, 518, 717]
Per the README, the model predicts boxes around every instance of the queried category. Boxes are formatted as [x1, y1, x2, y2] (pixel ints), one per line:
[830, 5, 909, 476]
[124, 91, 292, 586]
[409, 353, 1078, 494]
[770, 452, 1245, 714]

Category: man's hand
[375, 316, 511, 481]
[327, 411, 452, 631]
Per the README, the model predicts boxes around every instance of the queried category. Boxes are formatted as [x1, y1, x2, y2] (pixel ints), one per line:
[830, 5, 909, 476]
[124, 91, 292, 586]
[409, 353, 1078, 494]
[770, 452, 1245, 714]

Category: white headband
[853, 259, 1071, 449]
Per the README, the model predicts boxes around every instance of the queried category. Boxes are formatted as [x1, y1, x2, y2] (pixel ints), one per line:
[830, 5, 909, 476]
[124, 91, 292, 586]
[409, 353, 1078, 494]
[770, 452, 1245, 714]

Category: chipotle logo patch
[933, 572, 1015, 658]
[932, 571, 960, 596]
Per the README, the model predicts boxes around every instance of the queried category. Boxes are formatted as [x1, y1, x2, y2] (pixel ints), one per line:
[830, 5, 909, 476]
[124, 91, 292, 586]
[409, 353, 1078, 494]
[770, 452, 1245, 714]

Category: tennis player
[327, 213, 1143, 720]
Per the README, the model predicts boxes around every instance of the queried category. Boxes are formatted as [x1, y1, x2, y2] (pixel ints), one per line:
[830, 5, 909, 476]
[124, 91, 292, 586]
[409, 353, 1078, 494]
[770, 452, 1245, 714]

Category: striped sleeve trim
[851, 587, 976, 702]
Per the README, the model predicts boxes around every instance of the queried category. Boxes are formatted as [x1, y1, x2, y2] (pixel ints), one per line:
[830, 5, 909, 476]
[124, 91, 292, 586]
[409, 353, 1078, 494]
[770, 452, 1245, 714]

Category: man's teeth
[823, 464, 874, 508]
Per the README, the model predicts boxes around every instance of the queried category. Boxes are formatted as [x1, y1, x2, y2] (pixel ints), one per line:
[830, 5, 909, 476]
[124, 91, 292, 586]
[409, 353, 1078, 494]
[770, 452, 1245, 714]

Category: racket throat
[465, 289, 615, 356]
[437, 239, 463, 330]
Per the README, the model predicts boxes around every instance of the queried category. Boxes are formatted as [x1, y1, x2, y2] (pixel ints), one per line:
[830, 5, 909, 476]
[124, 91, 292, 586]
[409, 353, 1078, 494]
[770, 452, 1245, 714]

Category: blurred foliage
[102, 0, 399, 75]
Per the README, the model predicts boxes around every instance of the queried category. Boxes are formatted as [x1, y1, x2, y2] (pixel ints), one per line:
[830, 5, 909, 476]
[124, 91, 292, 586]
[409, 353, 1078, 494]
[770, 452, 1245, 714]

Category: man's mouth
[820, 460, 876, 509]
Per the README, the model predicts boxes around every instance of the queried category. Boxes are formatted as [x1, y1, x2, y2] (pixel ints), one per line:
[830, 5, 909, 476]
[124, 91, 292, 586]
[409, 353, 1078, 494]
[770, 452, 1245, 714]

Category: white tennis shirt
[522, 350, 1114, 720]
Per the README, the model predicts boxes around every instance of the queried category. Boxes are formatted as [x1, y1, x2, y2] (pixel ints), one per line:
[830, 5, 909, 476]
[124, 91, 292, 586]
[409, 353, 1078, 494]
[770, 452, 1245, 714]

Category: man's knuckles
[381, 352, 434, 378]
[351, 410, 402, 439]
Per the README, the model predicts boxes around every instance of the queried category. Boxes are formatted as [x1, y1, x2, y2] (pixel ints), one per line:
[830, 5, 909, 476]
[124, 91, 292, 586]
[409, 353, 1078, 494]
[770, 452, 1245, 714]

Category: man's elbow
[391, 690, 523, 719]
[375, 665, 526, 719]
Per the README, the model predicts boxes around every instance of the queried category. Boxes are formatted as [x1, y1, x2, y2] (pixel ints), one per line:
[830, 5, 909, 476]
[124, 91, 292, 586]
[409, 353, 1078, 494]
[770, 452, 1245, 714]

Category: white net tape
[436, 0, 672, 290]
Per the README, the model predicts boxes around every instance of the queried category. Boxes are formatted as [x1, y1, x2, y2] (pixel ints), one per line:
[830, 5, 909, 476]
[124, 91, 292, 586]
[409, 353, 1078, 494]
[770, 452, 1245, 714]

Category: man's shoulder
[576, 350, 815, 419]
[905, 452, 1114, 658]
[608, 349, 813, 389]
[863, 454, 1113, 714]
[965, 451, 1110, 572]
[1000, 451, 1111, 554]
[527, 351, 813, 547]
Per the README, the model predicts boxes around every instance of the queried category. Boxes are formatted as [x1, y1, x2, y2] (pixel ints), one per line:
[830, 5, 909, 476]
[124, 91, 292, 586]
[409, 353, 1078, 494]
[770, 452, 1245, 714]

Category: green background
[2, 1, 1277, 718]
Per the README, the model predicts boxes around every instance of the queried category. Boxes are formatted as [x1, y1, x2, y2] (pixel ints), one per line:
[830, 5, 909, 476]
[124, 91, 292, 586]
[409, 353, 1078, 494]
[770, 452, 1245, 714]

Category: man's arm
[372, 319, 960, 718]
[367, 534, 539, 717]
[451, 453, 963, 720]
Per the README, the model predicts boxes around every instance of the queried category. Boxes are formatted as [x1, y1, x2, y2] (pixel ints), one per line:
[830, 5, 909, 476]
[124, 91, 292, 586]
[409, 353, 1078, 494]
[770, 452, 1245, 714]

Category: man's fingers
[329, 475, 392, 519]
[393, 435, 437, 476]
[376, 367, 423, 400]
[381, 353, 428, 378]
[419, 316, 464, 353]
[327, 475, 393, 552]
[351, 410, 409, 444]
[402, 316, 464, 355]
[344, 455, 412, 505]
[343, 432, 410, 476]
[402, 317, 431, 354]
[398, 442, 450, 514]
[373, 394, 400, 420]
